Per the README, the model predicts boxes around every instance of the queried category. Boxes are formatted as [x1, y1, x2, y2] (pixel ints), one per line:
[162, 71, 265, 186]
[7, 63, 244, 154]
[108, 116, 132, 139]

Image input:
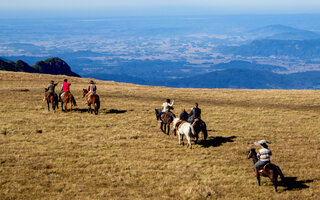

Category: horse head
[247, 148, 257, 159]
[82, 89, 88, 97]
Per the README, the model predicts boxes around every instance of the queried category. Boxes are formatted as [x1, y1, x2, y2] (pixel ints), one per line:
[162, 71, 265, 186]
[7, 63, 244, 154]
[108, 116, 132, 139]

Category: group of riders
[157, 98, 274, 180]
[44, 79, 97, 105]
[158, 99, 201, 124]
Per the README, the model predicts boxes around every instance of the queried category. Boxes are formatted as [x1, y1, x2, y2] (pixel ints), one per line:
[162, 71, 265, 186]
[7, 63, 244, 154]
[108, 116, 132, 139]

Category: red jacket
[62, 82, 70, 92]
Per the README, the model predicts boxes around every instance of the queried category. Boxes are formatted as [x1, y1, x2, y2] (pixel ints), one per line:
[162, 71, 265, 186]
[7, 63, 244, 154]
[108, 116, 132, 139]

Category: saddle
[175, 120, 188, 130]
[192, 118, 201, 126]
[258, 163, 271, 174]
[161, 112, 172, 120]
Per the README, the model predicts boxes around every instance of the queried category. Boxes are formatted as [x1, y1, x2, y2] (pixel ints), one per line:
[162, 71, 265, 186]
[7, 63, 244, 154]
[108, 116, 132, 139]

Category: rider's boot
[254, 170, 258, 177]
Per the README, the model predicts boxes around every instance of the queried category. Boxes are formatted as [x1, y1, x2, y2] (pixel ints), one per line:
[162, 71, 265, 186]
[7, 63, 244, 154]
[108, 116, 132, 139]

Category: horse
[247, 148, 285, 192]
[44, 88, 58, 111]
[83, 89, 100, 115]
[155, 109, 175, 135]
[172, 118, 196, 149]
[61, 92, 77, 112]
[191, 118, 208, 143]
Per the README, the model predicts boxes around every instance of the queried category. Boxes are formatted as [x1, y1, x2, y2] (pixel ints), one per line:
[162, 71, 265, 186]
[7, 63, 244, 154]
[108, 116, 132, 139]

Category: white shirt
[161, 101, 174, 112]
[257, 148, 272, 162]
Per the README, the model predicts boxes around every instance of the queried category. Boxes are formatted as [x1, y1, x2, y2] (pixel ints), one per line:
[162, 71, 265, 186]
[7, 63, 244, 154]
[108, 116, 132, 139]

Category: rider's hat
[181, 108, 185, 112]
[254, 140, 271, 147]
[51, 80, 54, 83]
[166, 99, 170, 103]
[64, 79, 68, 82]
[90, 80, 95, 84]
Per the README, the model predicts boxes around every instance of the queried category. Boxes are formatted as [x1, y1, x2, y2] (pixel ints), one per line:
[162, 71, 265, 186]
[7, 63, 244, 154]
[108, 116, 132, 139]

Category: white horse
[173, 118, 196, 149]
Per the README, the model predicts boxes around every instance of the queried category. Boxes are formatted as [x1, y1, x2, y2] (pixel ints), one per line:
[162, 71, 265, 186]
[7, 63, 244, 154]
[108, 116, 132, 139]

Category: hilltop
[0, 71, 319, 199]
[0, 57, 80, 77]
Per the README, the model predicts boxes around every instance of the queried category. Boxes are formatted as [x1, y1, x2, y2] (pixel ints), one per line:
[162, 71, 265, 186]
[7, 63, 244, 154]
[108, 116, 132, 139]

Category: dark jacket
[189, 107, 201, 121]
[180, 111, 189, 121]
[47, 83, 58, 93]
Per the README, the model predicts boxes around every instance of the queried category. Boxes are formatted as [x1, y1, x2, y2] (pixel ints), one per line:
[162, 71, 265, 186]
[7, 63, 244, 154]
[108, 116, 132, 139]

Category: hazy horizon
[1, 0, 320, 18]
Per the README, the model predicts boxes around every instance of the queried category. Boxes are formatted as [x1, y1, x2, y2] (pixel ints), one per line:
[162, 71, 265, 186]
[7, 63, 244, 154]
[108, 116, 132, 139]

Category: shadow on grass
[69, 108, 129, 114]
[198, 136, 237, 148]
[279, 177, 313, 191]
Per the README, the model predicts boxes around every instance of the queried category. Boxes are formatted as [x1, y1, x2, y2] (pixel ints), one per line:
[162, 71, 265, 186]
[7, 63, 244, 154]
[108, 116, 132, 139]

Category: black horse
[248, 148, 285, 192]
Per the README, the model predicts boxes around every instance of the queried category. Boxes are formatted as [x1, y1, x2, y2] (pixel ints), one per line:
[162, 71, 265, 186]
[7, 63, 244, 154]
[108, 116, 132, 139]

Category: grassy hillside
[0, 71, 319, 199]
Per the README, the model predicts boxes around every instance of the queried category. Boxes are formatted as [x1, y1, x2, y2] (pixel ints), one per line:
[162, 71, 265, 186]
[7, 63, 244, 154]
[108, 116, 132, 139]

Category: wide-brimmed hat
[90, 80, 95, 84]
[254, 140, 271, 146]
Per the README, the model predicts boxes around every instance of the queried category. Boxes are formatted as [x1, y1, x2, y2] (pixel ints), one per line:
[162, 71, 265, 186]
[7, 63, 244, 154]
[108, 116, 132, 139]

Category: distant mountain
[167, 68, 320, 89]
[0, 57, 10, 62]
[221, 39, 320, 59]
[0, 59, 37, 73]
[247, 24, 320, 40]
[33, 57, 80, 77]
[211, 60, 287, 72]
[0, 57, 80, 77]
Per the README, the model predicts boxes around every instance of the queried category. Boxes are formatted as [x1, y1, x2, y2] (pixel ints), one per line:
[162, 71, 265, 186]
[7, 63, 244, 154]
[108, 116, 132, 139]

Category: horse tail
[190, 124, 196, 137]
[95, 95, 100, 110]
[71, 94, 77, 106]
[275, 165, 285, 181]
[201, 121, 208, 140]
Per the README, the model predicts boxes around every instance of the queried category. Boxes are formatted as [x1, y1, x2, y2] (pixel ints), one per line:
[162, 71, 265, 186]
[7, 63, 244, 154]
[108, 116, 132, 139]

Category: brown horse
[44, 89, 58, 111]
[155, 109, 175, 135]
[248, 148, 285, 192]
[82, 89, 100, 115]
[61, 92, 77, 112]
[191, 118, 208, 143]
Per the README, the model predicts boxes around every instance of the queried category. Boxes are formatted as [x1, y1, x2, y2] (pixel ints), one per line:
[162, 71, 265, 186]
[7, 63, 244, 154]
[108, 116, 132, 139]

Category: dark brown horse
[61, 92, 77, 112]
[191, 118, 208, 143]
[248, 148, 285, 192]
[155, 109, 175, 135]
[83, 89, 100, 115]
[44, 88, 58, 111]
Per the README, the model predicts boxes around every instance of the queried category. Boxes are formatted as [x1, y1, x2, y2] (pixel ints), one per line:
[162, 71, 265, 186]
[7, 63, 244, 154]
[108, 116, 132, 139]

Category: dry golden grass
[0, 71, 319, 200]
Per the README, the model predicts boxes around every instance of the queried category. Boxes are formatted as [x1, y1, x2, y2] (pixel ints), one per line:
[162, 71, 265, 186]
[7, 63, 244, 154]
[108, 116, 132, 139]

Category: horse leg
[167, 124, 170, 135]
[270, 174, 278, 192]
[47, 101, 50, 111]
[52, 101, 55, 111]
[178, 133, 181, 145]
[70, 100, 72, 112]
[181, 135, 184, 146]
[163, 123, 167, 134]
[160, 122, 164, 132]
[186, 134, 192, 149]
[257, 174, 261, 186]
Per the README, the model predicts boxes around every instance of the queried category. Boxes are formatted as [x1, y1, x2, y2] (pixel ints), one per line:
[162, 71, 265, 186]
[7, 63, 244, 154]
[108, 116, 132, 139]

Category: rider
[188, 103, 201, 123]
[158, 99, 174, 120]
[85, 80, 96, 103]
[179, 108, 189, 121]
[46, 80, 58, 102]
[253, 140, 272, 177]
[59, 79, 71, 101]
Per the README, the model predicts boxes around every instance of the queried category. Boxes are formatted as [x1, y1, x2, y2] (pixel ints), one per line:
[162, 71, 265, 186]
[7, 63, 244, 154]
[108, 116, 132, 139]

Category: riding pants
[254, 160, 270, 170]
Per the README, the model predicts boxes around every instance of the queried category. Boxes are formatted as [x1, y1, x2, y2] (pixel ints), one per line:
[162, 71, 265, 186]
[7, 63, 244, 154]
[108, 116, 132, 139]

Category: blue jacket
[180, 111, 189, 121]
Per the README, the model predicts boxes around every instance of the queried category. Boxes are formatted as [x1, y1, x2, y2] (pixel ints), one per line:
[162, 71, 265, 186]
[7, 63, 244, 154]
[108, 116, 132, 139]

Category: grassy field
[0, 71, 319, 200]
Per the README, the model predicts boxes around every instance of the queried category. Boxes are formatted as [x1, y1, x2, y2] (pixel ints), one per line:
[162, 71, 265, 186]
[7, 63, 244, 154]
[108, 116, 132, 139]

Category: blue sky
[1, 0, 320, 17]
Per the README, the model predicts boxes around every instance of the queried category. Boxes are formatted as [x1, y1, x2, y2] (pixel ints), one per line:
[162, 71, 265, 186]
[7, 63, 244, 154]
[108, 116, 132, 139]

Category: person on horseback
[85, 80, 96, 104]
[253, 140, 272, 177]
[59, 79, 71, 101]
[158, 99, 174, 121]
[45, 80, 58, 101]
[188, 103, 201, 123]
[179, 108, 189, 121]
[59, 79, 77, 106]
